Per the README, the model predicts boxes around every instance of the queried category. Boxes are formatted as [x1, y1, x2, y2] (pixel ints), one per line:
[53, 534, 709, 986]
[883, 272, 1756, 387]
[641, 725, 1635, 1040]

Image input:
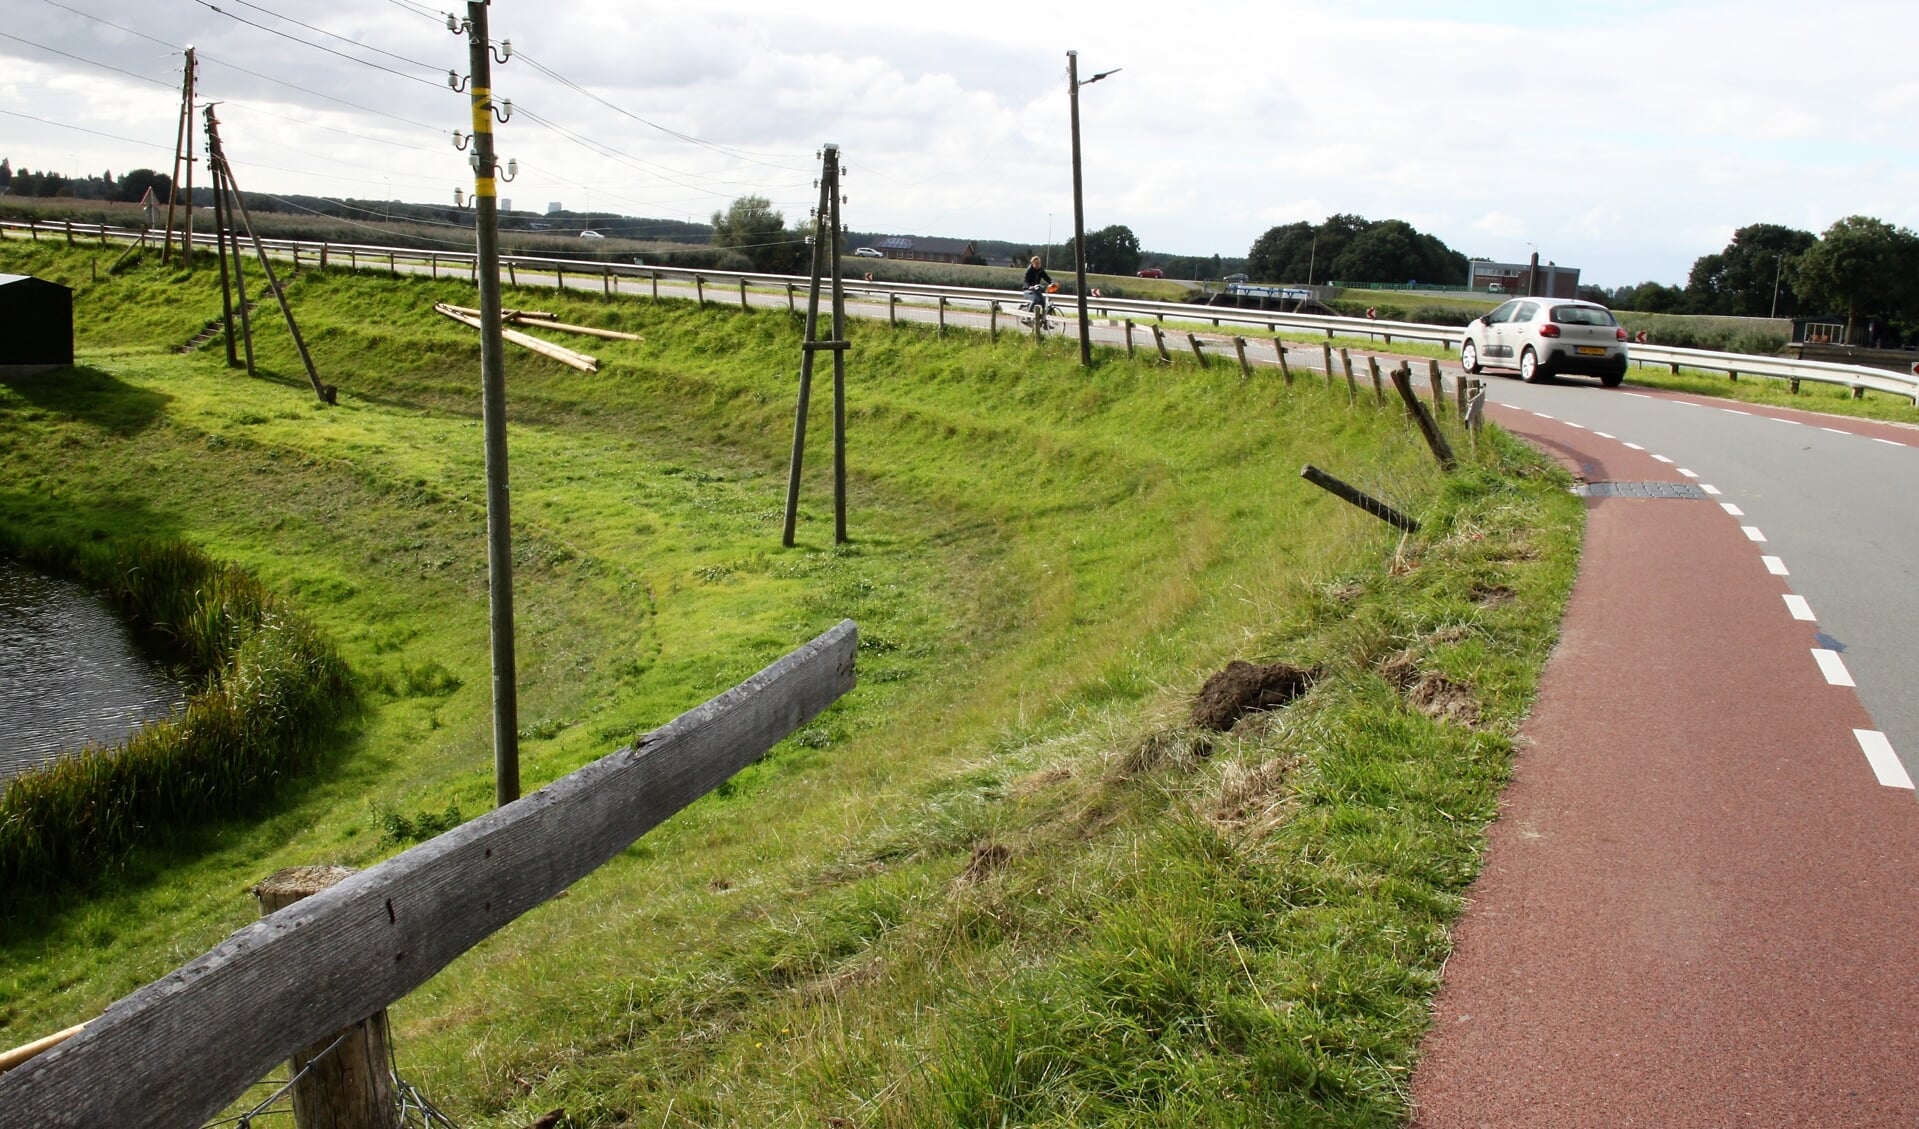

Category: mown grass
[0, 238, 1579, 1126]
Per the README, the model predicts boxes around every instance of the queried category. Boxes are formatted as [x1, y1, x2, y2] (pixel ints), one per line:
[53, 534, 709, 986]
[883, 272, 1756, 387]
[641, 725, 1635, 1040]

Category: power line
[187, 0, 447, 89]
[206, 0, 443, 72]
[515, 106, 809, 203]
[0, 106, 173, 155]
[0, 29, 175, 89]
[513, 49, 811, 173]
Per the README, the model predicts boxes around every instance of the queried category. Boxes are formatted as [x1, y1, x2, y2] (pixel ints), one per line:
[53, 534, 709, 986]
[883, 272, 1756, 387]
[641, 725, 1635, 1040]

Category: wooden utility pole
[782, 144, 850, 547]
[204, 107, 327, 403]
[163, 48, 197, 266]
[1065, 52, 1118, 368]
[458, 0, 521, 806]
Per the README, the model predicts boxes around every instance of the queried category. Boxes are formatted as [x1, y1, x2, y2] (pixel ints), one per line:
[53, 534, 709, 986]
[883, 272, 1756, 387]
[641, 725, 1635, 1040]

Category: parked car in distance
[1223, 273, 1249, 283]
[1487, 282, 1504, 293]
[579, 230, 603, 239]
[1458, 297, 1630, 386]
[853, 247, 884, 258]
[1136, 267, 1164, 278]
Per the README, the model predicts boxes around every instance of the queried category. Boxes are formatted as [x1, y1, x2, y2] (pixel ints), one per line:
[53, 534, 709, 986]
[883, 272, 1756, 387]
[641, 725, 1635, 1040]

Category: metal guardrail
[8, 218, 1915, 403]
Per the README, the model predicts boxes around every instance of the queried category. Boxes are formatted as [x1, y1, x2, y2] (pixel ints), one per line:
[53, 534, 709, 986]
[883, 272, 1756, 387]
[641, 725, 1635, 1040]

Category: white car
[853, 247, 884, 258]
[579, 230, 603, 239]
[1459, 297, 1630, 387]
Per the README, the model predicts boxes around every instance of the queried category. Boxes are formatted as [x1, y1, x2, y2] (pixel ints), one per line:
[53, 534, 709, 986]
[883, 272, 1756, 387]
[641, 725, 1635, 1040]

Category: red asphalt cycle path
[1409, 402, 1919, 1126]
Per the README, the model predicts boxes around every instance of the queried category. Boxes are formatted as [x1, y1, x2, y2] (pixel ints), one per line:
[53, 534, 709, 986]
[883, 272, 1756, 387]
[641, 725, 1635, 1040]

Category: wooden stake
[1391, 363, 1456, 471]
[1274, 337, 1292, 383]
[254, 867, 400, 1129]
[1301, 464, 1419, 532]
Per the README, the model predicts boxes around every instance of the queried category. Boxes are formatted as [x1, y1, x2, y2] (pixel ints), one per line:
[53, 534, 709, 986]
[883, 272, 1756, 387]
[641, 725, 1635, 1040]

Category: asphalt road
[1470, 372, 1919, 792]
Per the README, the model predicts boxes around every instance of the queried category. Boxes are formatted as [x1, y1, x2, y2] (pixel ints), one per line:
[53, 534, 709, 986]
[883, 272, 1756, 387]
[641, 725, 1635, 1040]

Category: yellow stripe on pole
[473, 175, 496, 198]
[470, 87, 491, 137]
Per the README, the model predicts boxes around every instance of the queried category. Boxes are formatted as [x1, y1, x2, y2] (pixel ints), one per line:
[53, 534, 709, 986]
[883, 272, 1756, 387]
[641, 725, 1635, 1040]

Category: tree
[1790, 215, 1919, 343]
[1246, 214, 1465, 286]
[1079, 224, 1140, 275]
[0, 158, 11, 191]
[116, 168, 171, 204]
[1682, 224, 1817, 317]
[710, 195, 800, 272]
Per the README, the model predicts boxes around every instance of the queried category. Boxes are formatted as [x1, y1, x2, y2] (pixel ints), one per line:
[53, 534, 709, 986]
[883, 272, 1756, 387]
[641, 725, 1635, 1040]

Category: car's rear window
[1550, 305, 1617, 326]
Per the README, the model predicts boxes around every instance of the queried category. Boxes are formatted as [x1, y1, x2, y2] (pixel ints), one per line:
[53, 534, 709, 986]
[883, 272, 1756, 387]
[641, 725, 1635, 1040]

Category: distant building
[873, 235, 979, 264]
[1469, 259, 1580, 299]
[546, 201, 563, 214]
[0, 274, 73, 374]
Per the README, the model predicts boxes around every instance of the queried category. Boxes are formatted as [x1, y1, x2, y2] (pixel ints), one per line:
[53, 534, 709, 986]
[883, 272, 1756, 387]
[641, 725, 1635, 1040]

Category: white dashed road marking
[1623, 442, 1645, 450]
[1763, 556, 1789, 576]
[1595, 432, 1616, 439]
[1702, 484, 1723, 496]
[1721, 503, 1745, 516]
[1855, 730, 1915, 790]
[1724, 409, 1752, 416]
[1653, 454, 1674, 463]
[1742, 526, 1766, 541]
[1679, 468, 1698, 478]
[1822, 427, 1849, 435]
[1813, 649, 1855, 687]
[1874, 437, 1903, 447]
[1783, 594, 1815, 621]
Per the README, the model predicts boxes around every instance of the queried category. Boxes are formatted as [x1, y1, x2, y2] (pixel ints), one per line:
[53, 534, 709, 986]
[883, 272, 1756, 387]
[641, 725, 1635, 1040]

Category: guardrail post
[254, 867, 401, 1129]
[787, 282, 796, 313]
[1151, 324, 1170, 363]
[937, 296, 947, 336]
[1790, 377, 1801, 394]
[507, 260, 516, 286]
[1668, 360, 1680, 374]
[430, 255, 438, 280]
[387, 251, 396, 276]
[1727, 370, 1737, 382]
[320, 244, 329, 270]
[611, 268, 619, 298]
[1187, 333, 1208, 366]
[1123, 318, 1134, 358]
[650, 272, 659, 300]
[990, 301, 999, 342]
[888, 293, 898, 327]
[1853, 385, 1865, 400]
[1232, 336, 1252, 378]
[738, 277, 747, 309]
[65, 220, 75, 246]
[695, 276, 705, 306]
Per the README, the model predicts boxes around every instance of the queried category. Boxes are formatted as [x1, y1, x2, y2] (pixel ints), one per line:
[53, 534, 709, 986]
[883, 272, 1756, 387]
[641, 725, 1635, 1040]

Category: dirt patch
[960, 841, 1012, 884]
[1380, 647, 1481, 726]
[1190, 661, 1318, 731]
[1210, 754, 1302, 836]
[1471, 582, 1516, 606]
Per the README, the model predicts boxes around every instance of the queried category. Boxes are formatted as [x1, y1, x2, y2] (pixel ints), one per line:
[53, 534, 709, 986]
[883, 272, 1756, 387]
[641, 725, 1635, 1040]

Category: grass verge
[1, 240, 1578, 1126]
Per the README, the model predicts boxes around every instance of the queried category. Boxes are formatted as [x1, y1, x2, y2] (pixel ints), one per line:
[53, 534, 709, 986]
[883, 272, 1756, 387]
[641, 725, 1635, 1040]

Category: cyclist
[1021, 256, 1055, 320]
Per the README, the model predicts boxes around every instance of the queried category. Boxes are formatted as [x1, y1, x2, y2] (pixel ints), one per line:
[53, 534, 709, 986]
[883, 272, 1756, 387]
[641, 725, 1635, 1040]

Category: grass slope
[0, 240, 1579, 1126]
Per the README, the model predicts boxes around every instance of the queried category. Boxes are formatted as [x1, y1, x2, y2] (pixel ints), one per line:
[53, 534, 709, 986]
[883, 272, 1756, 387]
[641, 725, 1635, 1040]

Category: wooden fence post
[1339, 348, 1357, 403]
[1391, 363, 1456, 471]
[1321, 342, 1334, 386]
[1427, 358, 1445, 416]
[1124, 318, 1135, 359]
[1366, 355, 1385, 406]
[1232, 336, 1252, 378]
[1456, 369, 1469, 418]
[1300, 465, 1420, 532]
[1187, 333, 1208, 366]
[1274, 337, 1292, 383]
[254, 867, 400, 1129]
[1152, 323, 1170, 363]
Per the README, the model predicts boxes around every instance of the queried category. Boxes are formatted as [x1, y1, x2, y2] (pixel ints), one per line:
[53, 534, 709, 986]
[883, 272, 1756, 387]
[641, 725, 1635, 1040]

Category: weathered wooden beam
[1391, 363, 1457, 471]
[0, 622, 858, 1129]
[1301, 465, 1419, 532]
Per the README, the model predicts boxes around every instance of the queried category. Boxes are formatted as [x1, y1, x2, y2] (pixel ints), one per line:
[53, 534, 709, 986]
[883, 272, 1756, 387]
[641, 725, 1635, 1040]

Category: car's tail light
[1616, 327, 1629, 341]
[1538, 323, 1561, 338]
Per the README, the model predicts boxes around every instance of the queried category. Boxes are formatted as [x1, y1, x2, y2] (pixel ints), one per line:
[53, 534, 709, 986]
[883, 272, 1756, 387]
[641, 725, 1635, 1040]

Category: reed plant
[0, 536, 352, 889]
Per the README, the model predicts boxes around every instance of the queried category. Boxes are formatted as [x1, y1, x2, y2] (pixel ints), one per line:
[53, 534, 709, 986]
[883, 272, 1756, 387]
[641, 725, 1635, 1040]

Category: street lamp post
[1067, 51, 1119, 369]
[1770, 253, 1785, 320]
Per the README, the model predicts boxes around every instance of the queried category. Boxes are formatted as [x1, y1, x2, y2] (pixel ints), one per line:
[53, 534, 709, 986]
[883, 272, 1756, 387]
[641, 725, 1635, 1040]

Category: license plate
[1576, 346, 1606, 356]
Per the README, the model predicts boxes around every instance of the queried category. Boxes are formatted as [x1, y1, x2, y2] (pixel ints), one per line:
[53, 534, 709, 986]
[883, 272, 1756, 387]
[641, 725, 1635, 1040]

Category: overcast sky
[6, 0, 1917, 287]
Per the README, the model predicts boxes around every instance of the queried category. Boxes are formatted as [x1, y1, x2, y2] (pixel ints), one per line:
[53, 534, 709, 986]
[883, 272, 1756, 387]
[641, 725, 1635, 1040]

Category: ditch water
[0, 558, 187, 782]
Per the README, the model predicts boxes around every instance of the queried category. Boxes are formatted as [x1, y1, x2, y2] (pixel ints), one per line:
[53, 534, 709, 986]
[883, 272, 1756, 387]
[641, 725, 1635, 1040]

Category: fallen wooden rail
[0, 621, 857, 1129]
[433, 302, 599, 372]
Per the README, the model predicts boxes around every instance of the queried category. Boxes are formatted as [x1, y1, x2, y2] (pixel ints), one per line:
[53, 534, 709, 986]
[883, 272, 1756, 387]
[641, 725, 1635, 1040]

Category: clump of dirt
[1379, 647, 1481, 727]
[1190, 660, 1318, 731]
[1471, 582, 1516, 606]
[960, 841, 1012, 884]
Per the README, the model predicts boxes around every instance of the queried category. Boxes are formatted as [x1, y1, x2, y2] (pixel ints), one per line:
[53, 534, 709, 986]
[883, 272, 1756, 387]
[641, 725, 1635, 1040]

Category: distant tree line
[0, 160, 172, 203]
[1245, 215, 1469, 288]
[1599, 217, 1919, 346]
